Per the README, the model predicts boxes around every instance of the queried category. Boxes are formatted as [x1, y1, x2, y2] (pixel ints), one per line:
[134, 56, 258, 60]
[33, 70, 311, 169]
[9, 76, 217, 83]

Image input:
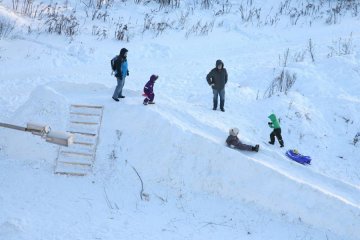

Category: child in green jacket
[268, 113, 284, 147]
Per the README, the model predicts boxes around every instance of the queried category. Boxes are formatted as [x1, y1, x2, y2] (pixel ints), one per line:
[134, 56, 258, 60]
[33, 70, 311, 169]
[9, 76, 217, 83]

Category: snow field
[1, 1, 360, 238]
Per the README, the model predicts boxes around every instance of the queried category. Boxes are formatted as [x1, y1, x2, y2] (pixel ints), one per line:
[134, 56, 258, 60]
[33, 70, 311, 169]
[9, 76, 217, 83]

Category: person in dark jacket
[112, 48, 129, 102]
[143, 74, 158, 105]
[226, 128, 259, 152]
[206, 59, 228, 112]
[268, 113, 284, 147]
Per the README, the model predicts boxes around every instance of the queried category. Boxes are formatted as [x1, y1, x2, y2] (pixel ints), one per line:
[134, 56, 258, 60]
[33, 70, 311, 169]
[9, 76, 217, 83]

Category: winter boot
[252, 144, 259, 152]
[213, 100, 218, 110]
[220, 100, 225, 112]
[268, 141, 274, 145]
[112, 97, 119, 102]
[148, 101, 155, 104]
[279, 139, 284, 148]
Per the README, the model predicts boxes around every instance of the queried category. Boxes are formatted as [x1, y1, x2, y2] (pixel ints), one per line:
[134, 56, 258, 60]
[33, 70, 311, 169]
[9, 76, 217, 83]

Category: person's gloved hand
[268, 122, 272, 126]
[127, 70, 129, 76]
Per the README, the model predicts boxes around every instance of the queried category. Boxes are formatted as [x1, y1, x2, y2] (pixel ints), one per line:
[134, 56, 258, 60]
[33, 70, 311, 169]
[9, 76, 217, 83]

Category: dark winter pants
[213, 88, 225, 109]
[235, 142, 253, 151]
[144, 93, 155, 103]
[112, 77, 125, 98]
[270, 128, 284, 146]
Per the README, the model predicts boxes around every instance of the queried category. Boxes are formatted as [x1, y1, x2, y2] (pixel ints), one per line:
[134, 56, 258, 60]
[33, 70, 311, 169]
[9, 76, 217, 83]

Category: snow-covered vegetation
[0, 0, 359, 239]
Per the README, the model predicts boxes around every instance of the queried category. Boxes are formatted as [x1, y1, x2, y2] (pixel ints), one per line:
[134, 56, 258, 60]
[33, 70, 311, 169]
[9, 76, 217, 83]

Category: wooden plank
[55, 162, 91, 176]
[63, 144, 94, 155]
[57, 153, 93, 164]
[73, 141, 94, 147]
[58, 160, 92, 166]
[61, 151, 93, 157]
[71, 135, 97, 145]
[71, 104, 103, 109]
[55, 171, 87, 176]
[70, 114, 101, 123]
[70, 121, 99, 125]
[70, 107, 103, 116]
[70, 112, 101, 116]
[68, 131, 96, 137]
[68, 124, 99, 135]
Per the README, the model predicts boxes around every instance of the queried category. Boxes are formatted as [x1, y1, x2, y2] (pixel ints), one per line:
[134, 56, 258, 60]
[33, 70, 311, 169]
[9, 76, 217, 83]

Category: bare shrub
[289, 8, 301, 25]
[264, 69, 297, 98]
[92, 25, 107, 39]
[278, 48, 290, 67]
[155, 21, 172, 36]
[115, 23, 129, 41]
[238, 1, 261, 25]
[82, 0, 113, 10]
[214, 0, 232, 16]
[327, 33, 354, 57]
[12, 0, 20, 11]
[351, 2, 359, 17]
[112, 16, 133, 41]
[142, 13, 154, 32]
[11, 0, 41, 18]
[146, 0, 180, 9]
[353, 132, 360, 146]
[185, 20, 214, 38]
[324, 1, 360, 24]
[244, 0, 360, 27]
[308, 38, 315, 62]
[91, 9, 109, 22]
[142, 14, 173, 37]
[20, 0, 34, 15]
[292, 49, 306, 62]
[264, 48, 297, 98]
[326, 4, 342, 25]
[44, 9, 79, 37]
[201, 0, 211, 10]
[0, 18, 16, 39]
[82, 0, 113, 23]
[264, 9, 280, 26]
[177, 9, 191, 30]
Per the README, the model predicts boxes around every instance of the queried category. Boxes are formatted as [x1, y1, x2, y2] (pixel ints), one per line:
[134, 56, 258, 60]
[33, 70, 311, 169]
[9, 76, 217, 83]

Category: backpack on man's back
[111, 55, 123, 78]
[111, 55, 119, 71]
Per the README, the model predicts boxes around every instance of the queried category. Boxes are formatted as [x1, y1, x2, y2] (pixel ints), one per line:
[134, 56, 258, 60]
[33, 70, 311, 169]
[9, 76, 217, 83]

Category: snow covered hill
[1, 0, 360, 239]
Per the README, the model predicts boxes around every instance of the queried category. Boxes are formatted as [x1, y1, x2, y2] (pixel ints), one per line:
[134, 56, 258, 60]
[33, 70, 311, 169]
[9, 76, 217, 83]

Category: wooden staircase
[54, 104, 104, 176]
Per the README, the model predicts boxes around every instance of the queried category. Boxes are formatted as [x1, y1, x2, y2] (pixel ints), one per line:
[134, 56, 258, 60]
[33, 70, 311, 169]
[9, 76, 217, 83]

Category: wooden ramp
[55, 104, 104, 176]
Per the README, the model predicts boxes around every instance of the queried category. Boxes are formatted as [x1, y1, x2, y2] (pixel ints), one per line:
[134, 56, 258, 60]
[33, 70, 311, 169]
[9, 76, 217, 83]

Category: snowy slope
[1, 0, 360, 239]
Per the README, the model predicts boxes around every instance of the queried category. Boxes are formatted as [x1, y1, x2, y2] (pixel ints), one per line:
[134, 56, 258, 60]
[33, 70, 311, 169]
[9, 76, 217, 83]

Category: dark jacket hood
[120, 48, 128, 58]
[150, 74, 158, 82]
[268, 113, 276, 121]
[216, 59, 224, 68]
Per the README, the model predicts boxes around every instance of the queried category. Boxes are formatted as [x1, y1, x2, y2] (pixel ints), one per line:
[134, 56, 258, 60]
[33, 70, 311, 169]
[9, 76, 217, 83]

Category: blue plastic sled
[285, 149, 311, 165]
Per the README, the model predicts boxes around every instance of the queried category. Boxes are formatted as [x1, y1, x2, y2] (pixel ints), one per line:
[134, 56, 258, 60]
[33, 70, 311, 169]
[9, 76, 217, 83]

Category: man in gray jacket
[206, 59, 228, 112]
